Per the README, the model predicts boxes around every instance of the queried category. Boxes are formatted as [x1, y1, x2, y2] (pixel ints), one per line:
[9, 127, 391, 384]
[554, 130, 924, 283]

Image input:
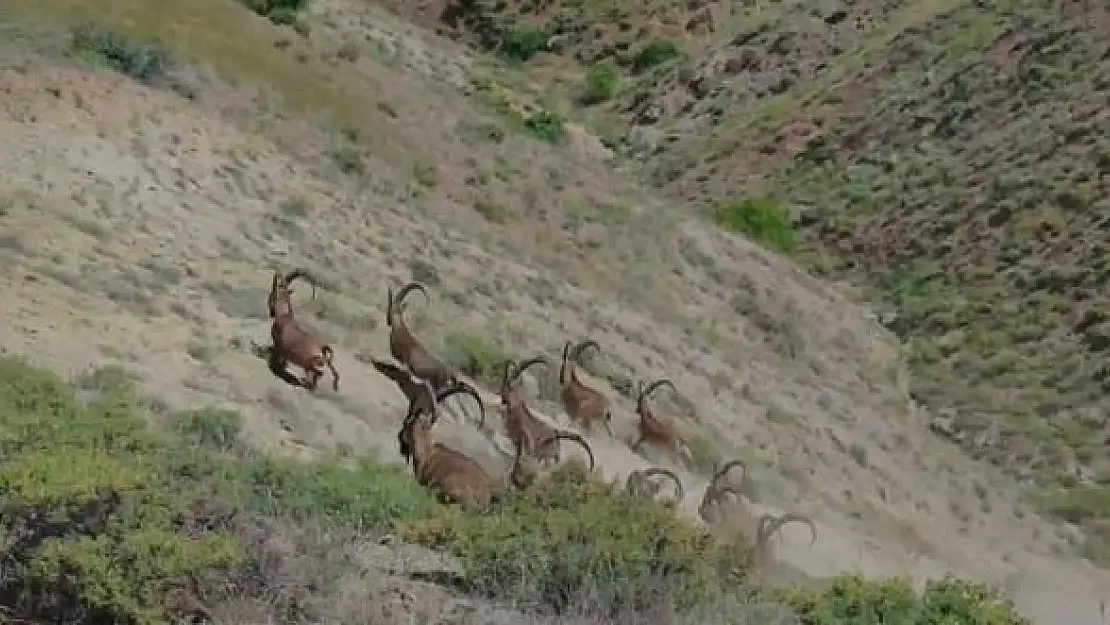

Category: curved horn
[283, 268, 319, 300]
[637, 467, 684, 503]
[559, 341, 571, 385]
[756, 513, 817, 550]
[708, 458, 747, 496]
[509, 355, 550, 387]
[636, 377, 676, 413]
[571, 339, 601, 362]
[267, 271, 282, 317]
[387, 281, 428, 327]
[436, 381, 486, 429]
[552, 431, 596, 470]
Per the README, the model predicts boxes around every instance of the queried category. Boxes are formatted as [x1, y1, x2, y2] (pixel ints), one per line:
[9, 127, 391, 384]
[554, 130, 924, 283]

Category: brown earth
[1, 0, 1109, 623]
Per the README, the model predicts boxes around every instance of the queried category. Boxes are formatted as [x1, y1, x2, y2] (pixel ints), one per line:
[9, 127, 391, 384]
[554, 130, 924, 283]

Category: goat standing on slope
[626, 467, 685, 510]
[560, 339, 615, 436]
[631, 378, 693, 467]
[499, 356, 595, 469]
[265, 268, 339, 392]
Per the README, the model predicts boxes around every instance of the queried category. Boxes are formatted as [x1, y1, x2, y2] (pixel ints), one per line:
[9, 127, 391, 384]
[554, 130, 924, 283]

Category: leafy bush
[440, 331, 514, 386]
[524, 110, 567, 144]
[70, 24, 175, 85]
[241, 0, 309, 26]
[580, 62, 620, 105]
[632, 39, 682, 72]
[499, 27, 549, 63]
[713, 196, 797, 253]
[0, 357, 436, 623]
[399, 464, 754, 615]
[778, 575, 1030, 625]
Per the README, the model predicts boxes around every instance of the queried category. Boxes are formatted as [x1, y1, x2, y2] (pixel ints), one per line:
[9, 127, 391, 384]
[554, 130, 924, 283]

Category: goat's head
[386, 281, 429, 328]
[559, 339, 600, 385]
[627, 467, 685, 506]
[500, 355, 550, 403]
[268, 268, 319, 318]
[398, 376, 486, 463]
[636, 377, 676, 416]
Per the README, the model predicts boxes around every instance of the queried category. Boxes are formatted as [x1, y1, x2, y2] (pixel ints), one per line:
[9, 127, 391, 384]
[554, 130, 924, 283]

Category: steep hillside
[376, 0, 1110, 559]
[0, 0, 1108, 622]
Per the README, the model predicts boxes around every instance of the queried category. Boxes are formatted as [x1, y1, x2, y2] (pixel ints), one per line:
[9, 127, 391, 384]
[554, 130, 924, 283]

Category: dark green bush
[713, 196, 797, 253]
[241, 0, 310, 25]
[70, 24, 175, 85]
[524, 110, 567, 144]
[632, 39, 682, 72]
[499, 27, 549, 63]
[778, 575, 1030, 625]
[580, 62, 620, 106]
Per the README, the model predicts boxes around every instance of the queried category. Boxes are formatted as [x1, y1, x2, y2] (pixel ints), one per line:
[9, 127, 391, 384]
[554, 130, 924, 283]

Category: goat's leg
[268, 351, 306, 388]
[303, 366, 323, 392]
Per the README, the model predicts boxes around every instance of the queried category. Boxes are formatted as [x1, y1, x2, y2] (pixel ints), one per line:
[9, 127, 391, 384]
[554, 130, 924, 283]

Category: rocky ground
[1, 0, 1109, 623]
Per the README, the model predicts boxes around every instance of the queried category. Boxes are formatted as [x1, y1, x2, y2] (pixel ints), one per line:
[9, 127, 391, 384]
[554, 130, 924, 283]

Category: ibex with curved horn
[560, 339, 614, 436]
[501, 356, 596, 469]
[698, 458, 816, 551]
[631, 378, 692, 467]
[626, 467, 684, 510]
[264, 268, 339, 392]
[698, 459, 748, 524]
[370, 358, 485, 460]
[386, 281, 459, 394]
[397, 379, 502, 509]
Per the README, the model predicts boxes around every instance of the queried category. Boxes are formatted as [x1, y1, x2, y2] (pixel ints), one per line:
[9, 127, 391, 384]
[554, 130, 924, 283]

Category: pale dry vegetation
[0, 0, 1107, 623]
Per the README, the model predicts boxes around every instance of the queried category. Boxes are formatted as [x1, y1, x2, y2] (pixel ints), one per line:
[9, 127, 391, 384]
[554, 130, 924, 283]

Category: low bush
[399, 464, 754, 616]
[713, 196, 797, 253]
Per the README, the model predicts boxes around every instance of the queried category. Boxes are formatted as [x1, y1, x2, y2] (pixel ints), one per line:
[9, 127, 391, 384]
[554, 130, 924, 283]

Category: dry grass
[0, 0, 1107, 622]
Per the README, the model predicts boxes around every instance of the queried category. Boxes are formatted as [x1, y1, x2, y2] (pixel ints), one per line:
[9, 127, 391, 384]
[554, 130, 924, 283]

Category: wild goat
[500, 356, 596, 469]
[631, 378, 692, 467]
[397, 379, 501, 509]
[371, 358, 485, 462]
[625, 467, 684, 509]
[698, 459, 749, 524]
[698, 458, 816, 549]
[559, 339, 614, 436]
[386, 281, 459, 393]
[266, 268, 339, 392]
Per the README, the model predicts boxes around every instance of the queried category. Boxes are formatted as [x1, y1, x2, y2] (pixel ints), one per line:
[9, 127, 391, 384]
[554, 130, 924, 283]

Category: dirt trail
[0, 9, 1107, 623]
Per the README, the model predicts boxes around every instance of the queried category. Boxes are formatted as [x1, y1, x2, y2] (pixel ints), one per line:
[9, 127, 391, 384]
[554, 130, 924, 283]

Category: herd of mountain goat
[256, 267, 817, 554]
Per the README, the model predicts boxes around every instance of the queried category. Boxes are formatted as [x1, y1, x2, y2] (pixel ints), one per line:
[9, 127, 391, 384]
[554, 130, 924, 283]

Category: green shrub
[524, 111, 567, 144]
[499, 27, 549, 63]
[0, 357, 436, 623]
[778, 575, 1030, 625]
[713, 196, 797, 253]
[399, 465, 753, 615]
[580, 62, 620, 105]
[632, 39, 682, 72]
[241, 0, 310, 25]
[440, 331, 514, 386]
[70, 24, 175, 85]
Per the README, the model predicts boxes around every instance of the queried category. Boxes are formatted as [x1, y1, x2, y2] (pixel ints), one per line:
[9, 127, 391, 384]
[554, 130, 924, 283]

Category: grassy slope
[0, 0, 1103, 622]
[381, 0, 1110, 553]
